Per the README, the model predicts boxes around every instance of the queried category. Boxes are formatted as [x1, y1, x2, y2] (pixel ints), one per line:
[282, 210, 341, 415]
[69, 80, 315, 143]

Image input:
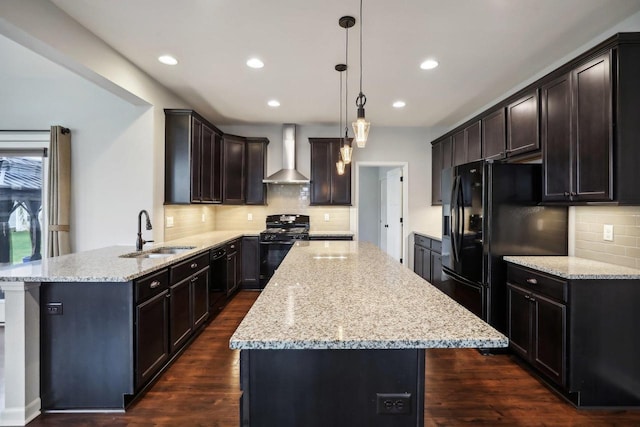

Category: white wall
[0, 1, 189, 250]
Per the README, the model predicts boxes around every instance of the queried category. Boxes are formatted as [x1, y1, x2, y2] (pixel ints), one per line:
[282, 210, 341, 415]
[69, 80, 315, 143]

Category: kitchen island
[230, 241, 507, 426]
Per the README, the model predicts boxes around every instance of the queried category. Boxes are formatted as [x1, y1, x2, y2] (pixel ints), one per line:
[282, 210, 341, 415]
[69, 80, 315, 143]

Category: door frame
[354, 161, 409, 266]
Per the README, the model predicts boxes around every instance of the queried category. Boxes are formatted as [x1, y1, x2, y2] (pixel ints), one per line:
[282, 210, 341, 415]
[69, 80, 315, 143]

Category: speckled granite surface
[0, 230, 255, 282]
[230, 241, 507, 350]
[308, 231, 354, 237]
[414, 230, 442, 241]
[504, 256, 640, 280]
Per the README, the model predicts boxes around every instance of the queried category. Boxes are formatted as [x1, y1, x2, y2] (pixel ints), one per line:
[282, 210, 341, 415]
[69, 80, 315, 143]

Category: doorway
[355, 162, 408, 265]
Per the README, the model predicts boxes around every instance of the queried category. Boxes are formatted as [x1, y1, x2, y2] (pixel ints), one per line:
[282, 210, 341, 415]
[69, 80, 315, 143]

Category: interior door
[386, 168, 403, 262]
[379, 177, 387, 252]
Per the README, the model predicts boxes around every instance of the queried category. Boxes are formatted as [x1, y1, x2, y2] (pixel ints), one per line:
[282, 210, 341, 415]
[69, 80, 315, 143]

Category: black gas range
[259, 214, 310, 287]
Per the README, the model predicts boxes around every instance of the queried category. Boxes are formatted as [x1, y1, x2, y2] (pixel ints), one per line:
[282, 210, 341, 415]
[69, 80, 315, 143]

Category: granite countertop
[308, 230, 354, 236]
[414, 230, 442, 241]
[0, 230, 254, 282]
[230, 241, 507, 350]
[504, 256, 640, 280]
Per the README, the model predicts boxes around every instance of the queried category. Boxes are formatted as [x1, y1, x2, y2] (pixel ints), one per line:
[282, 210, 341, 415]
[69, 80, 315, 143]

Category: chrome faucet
[136, 209, 154, 251]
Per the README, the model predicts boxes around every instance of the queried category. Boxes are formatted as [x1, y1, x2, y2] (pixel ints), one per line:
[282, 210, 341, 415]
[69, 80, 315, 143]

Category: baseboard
[0, 298, 4, 324]
[0, 397, 41, 426]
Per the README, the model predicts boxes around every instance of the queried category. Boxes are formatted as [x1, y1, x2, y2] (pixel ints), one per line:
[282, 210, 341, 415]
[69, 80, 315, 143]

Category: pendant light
[335, 63, 346, 176]
[339, 16, 354, 165]
[352, 0, 370, 147]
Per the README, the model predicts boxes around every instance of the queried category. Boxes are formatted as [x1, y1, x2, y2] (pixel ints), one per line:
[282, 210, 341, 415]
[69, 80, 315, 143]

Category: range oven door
[259, 241, 295, 288]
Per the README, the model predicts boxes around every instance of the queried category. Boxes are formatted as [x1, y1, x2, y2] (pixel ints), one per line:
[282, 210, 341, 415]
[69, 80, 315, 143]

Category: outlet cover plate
[603, 224, 614, 241]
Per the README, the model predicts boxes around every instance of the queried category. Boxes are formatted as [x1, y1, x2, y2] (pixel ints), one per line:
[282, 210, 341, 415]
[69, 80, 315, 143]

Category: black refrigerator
[441, 160, 567, 334]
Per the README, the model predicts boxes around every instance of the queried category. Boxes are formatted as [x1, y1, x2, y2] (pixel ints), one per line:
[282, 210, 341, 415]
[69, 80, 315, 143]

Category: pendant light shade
[352, 0, 370, 147]
[340, 142, 353, 164]
[336, 157, 346, 175]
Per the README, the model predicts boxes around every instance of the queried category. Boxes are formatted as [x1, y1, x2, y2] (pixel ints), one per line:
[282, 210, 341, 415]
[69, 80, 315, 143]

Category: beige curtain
[47, 126, 71, 257]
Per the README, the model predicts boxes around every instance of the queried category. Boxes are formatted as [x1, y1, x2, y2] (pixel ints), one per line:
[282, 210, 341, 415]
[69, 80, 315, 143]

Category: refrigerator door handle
[457, 176, 465, 259]
[450, 175, 459, 263]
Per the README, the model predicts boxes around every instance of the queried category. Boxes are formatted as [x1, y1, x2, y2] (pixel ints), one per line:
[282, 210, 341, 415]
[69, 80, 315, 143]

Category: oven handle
[259, 241, 296, 246]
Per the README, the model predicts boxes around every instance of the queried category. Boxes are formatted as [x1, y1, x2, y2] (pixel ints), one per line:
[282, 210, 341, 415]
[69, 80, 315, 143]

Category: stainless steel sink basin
[119, 246, 196, 259]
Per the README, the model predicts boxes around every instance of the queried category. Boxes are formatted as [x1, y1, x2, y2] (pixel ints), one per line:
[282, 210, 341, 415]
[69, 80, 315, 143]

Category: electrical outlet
[248, 213, 253, 221]
[603, 224, 614, 241]
[324, 213, 330, 222]
[166, 216, 174, 228]
[376, 393, 411, 415]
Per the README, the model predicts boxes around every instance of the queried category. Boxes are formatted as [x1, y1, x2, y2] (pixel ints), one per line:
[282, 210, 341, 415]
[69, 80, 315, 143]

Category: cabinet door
[431, 143, 442, 205]
[482, 109, 506, 160]
[191, 269, 209, 330]
[413, 245, 424, 278]
[331, 141, 352, 205]
[211, 133, 223, 203]
[533, 294, 566, 387]
[542, 74, 572, 201]
[452, 130, 466, 166]
[245, 139, 268, 205]
[441, 137, 453, 169]
[170, 279, 192, 353]
[465, 121, 482, 162]
[190, 117, 203, 202]
[135, 290, 169, 389]
[573, 53, 612, 202]
[200, 123, 214, 202]
[310, 141, 331, 204]
[223, 135, 246, 204]
[507, 90, 539, 157]
[227, 248, 238, 296]
[422, 247, 432, 282]
[507, 284, 532, 360]
[431, 251, 443, 287]
[242, 236, 260, 290]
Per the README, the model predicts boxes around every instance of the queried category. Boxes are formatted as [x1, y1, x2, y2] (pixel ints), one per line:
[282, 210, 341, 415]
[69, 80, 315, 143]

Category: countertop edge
[504, 256, 640, 280]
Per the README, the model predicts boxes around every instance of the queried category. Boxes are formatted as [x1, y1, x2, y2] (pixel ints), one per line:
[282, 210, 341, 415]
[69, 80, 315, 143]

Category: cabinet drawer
[431, 239, 442, 253]
[507, 264, 567, 303]
[414, 234, 430, 249]
[227, 239, 240, 253]
[171, 252, 210, 284]
[135, 269, 169, 303]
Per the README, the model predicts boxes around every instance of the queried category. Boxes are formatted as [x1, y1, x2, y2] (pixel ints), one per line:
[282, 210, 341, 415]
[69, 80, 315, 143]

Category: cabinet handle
[564, 191, 570, 197]
[149, 280, 161, 289]
[190, 263, 198, 269]
[570, 191, 577, 196]
[524, 295, 530, 300]
[230, 244, 235, 249]
[526, 278, 538, 285]
[191, 276, 199, 283]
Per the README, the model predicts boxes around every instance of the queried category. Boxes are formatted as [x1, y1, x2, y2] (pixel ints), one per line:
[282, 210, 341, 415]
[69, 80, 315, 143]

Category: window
[0, 132, 49, 267]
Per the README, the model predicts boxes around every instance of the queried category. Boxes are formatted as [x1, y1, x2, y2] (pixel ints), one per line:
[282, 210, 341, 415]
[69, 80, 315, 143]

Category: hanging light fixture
[339, 16, 354, 165]
[335, 63, 346, 176]
[352, 0, 370, 147]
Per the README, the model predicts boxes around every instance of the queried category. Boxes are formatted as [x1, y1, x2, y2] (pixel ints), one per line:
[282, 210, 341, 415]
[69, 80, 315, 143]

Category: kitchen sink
[119, 246, 196, 259]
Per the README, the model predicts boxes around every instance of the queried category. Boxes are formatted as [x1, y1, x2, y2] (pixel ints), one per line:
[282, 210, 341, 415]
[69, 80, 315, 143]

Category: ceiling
[19, 1, 640, 128]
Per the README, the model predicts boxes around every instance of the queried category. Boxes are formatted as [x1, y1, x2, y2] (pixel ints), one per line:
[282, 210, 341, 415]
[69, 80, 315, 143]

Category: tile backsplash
[574, 206, 640, 269]
[164, 205, 217, 241]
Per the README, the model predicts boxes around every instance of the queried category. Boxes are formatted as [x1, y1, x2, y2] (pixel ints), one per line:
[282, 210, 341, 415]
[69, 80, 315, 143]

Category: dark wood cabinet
[135, 269, 170, 390]
[482, 109, 506, 160]
[431, 142, 442, 205]
[413, 234, 442, 289]
[507, 90, 539, 158]
[222, 134, 246, 204]
[453, 122, 482, 166]
[191, 269, 209, 329]
[452, 130, 466, 167]
[169, 276, 192, 353]
[242, 236, 260, 290]
[165, 109, 223, 204]
[309, 138, 351, 205]
[226, 239, 242, 295]
[245, 138, 269, 205]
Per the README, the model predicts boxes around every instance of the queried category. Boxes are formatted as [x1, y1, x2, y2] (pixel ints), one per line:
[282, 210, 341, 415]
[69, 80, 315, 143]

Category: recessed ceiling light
[420, 59, 439, 70]
[247, 58, 264, 69]
[268, 100, 280, 107]
[393, 101, 406, 108]
[158, 55, 178, 65]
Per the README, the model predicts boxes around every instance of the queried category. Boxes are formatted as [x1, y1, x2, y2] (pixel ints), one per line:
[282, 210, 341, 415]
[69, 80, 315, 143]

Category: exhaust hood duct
[263, 124, 310, 184]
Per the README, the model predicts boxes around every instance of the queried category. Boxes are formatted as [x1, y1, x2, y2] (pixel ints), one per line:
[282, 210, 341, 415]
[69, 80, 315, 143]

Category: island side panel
[241, 349, 425, 427]
[40, 281, 134, 410]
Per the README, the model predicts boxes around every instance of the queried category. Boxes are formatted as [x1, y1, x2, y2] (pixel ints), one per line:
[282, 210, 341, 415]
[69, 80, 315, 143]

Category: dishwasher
[209, 247, 227, 315]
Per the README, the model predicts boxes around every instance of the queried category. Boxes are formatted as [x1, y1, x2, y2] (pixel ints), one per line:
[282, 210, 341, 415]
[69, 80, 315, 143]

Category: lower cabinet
[227, 238, 242, 295]
[413, 233, 442, 288]
[506, 262, 640, 407]
[242, 236, 260, 290]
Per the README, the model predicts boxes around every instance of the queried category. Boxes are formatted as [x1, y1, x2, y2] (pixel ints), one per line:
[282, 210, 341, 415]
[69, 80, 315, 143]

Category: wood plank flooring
[23, 291, 640, 426]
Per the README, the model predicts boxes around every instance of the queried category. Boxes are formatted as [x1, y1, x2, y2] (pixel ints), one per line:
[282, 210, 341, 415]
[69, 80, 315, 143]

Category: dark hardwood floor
[25, 291, 640, 426]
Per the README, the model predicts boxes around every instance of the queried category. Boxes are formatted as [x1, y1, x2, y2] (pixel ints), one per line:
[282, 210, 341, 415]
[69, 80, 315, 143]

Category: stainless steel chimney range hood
[263, 124, 310, 184]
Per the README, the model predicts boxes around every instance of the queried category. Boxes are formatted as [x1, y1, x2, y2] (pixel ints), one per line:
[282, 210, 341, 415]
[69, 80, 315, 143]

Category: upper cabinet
[164, 109, 268, 206]
[309, 138, 351, 205]
[431, 136, 453, 205]
[430, 33, 640, 206]
[482, 108, 506, 161]
[452, 121, 482, 167]
[506, 90, 539, 158]
[165, 109, 223, 204]
[245, 138, 269, 205]
[222, 134, 246, 205]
